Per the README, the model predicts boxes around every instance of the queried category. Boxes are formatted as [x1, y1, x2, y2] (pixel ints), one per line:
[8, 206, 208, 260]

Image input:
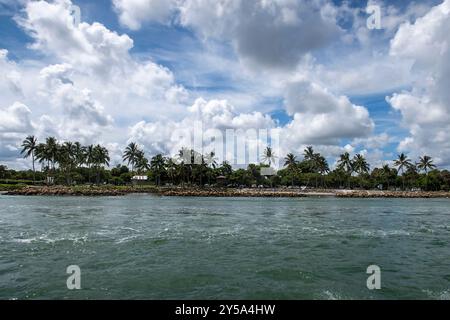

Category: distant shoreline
[2, 186, 450, 198]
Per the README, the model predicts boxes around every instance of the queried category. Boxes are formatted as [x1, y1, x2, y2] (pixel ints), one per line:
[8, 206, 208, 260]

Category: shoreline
[2, 186, 450, 198]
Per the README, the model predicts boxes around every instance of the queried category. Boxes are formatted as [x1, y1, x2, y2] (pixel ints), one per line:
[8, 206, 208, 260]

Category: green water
[1, 195, 450, 299]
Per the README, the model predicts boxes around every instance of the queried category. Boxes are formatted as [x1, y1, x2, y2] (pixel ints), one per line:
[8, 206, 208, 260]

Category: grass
[0, 184, 27, 191]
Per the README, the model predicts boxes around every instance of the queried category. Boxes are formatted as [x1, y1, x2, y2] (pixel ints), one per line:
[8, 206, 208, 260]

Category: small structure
[261, 167, 277, 176]
[216, 176, 227, 186]
[132, 175, 148, 186]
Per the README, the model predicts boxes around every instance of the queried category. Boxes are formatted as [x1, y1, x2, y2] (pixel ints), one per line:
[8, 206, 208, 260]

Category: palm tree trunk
[32, 152, 36, 183]
[402, 169, 405, 191]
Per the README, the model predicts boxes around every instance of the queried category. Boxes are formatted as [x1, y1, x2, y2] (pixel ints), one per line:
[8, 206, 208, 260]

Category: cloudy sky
[0, 0, 449, 169]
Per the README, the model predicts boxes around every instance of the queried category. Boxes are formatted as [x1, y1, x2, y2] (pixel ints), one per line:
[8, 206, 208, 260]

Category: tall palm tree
[123, 142, 140, 173]
[205, 151, 218, 185]
[338, 152, 353, 173]
[135, 150, 150, 174]
[35, 137, 58, 184]
[303, 146, 319, 174]
[21, 135, 37, 182]
[177, 147, 192, 184]
[417, 155, 436, 174]
[261, 146, 276, 166]
[35, 143, 49, 170]
[92, 145, 110, 184]
[382, 164, 392, 190]
[59, 141, 77, 185]
[353, 154, 370, 175]
[315, 154, 329, 188]
[417, 155, 436, 191]
[337, 152, 354, 188]
[45, 137, 59, 172]
[205, 151, 218, 169]
[165, 158, 178, 185]
[151, 154, 166, 186]
[73, 142, 86, 168]
[394, 153, 412, 190]
[85, 145, 96, 183]
[352, 154, 369, 188]
[284, 153, 298, 186]
[303, 146, 315, 161]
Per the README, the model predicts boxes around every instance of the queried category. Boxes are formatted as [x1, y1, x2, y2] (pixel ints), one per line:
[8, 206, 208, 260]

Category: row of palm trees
[20, 135, 438, 189]
[121, 143, 220, 185]
[281, 146, 436, 189]
[21, 136, 109, 184]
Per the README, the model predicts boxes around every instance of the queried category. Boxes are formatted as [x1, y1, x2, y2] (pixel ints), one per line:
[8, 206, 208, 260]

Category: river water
[1, 195, 449, 299]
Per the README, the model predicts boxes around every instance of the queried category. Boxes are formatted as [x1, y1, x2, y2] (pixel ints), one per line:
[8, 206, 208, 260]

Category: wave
[423, 289, 450, 300]
[12, 234, 88, 244]
[321, 290, 344, 300]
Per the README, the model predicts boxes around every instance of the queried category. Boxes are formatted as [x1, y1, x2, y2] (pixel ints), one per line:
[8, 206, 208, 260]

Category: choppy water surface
[1, 195, 450, 299]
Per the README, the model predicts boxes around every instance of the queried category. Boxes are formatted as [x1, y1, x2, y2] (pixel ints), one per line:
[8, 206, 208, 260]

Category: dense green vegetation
[0, 136, 449, 191]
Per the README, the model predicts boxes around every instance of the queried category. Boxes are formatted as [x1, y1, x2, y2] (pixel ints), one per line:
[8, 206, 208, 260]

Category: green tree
[21, 135, 38, 182]
[123, 142, 140, 173]
[92, 145, 110, 184]
[337, 152, 353, 188]
[261, 146, 276, 166]
[394, 153, 412, 190]
[284, 153, 298, 186]
[151, 154, 165, 186]
[135, 150, 150, 174]
[417, 155, 436, 174]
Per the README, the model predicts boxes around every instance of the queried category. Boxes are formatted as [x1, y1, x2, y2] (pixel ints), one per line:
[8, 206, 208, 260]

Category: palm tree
[123, 142, 140, 173]
[315, 154, 329, 188]
[35, 137, 58, 184]
[417, 155, 436, 191]
[45, 137, 59, 172]
[417, 155, 436, 174]
[261, 146, 276, 166]
[303, 146, 319, 174]
[352, 154, 369, 188]
[135, 150, 150, 174]
[151, 154, 166, 186]
[394, 153, 412, 190]
[353, 154, 370, 175]
[165, 158, 178, 185]
[338, 152, 353, 173]
[85, 145, 96, 183]
[177, 147, 192, 184]
[205, 151, 218, 185]
[59, 141, 77, 185]
[92, 145, 110, 184]
[73, 142, 86, 168]
[382, 164, 392, 190]
[284, 153, 298, 186]
[337, 152, 354, 188]
[303, 146, 315, 161]
[21, 135, 37, 182]
[205, 151, 218, 169]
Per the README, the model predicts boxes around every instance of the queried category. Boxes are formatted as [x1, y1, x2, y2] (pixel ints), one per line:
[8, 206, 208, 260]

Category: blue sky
[1, 0, 449, 169]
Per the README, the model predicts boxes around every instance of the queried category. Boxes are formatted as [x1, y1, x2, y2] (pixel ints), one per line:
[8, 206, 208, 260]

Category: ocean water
[0, 195, 450, 300]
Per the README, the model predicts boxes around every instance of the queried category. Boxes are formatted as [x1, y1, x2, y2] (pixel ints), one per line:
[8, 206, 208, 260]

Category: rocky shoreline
[4, 186, 126, 196]
[335, 190, 450, 198]
[3, 186, 450, 198]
